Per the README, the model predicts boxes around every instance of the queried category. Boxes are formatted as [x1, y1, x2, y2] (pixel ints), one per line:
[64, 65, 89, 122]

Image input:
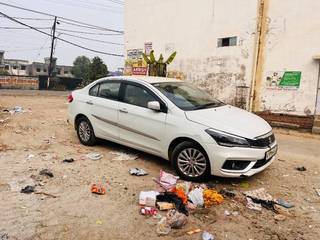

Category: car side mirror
[147, 101, 161, 111]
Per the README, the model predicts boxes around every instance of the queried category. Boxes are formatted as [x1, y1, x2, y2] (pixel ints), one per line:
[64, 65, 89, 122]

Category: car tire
[171, 141, 211, 182]
[76, 116, 96, 146]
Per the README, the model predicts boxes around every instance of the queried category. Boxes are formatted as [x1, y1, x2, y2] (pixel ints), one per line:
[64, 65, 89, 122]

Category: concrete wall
[125, 0, 320, 116]
[125, 0, 258, 108]
[259, 0, 320, 116]
[0, 76, 38, 90]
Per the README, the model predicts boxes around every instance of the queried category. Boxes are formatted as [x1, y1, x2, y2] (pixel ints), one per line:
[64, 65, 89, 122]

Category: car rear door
[118, 82, 167, 155]
[88, 81, 121, 141]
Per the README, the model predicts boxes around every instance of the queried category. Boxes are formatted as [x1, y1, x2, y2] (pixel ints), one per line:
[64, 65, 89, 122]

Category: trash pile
[138, 170, 223, 236]
[136, 170, 295, 237]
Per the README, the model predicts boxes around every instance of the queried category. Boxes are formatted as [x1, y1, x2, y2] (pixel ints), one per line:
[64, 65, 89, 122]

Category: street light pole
[48, 16, 57, 88]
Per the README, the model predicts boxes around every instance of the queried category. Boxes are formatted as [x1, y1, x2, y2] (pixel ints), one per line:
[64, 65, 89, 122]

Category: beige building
[125, 0, 320, 132]
[0, 51, 73, 78]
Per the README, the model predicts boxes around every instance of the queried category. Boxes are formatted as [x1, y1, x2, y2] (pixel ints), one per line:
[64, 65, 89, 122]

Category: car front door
[88, 81, 121, 141]
[118, 82, 167, 155]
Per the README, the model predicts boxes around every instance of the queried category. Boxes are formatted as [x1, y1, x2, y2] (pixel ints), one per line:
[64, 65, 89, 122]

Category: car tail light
[67, 93, 73, 103]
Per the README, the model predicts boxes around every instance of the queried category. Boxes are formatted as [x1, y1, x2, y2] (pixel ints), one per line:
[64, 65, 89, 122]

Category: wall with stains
[125, 0, 320, 116]
[125, 0, 258, 109]
[259, 0, 320, 116]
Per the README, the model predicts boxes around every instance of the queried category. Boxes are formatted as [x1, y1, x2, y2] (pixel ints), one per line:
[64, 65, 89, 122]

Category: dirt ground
[0, 89, 319, 240]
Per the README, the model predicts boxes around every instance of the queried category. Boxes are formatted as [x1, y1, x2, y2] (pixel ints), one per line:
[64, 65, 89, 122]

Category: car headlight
[205, 128, 250, 147]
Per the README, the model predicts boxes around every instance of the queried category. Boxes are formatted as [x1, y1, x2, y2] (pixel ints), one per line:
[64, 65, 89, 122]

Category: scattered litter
[86, 152, 103, 160]
[203, 189, 224, 207]
[140, 206, 158, 216]
[295, 166, 306, 171]
[240, 181, 250, 188]
[15, 130, 22, 134]
[139, 191, 159, 206]
[9, 106, 24, 114]
[176, 181, 191, 195]
[63, 158, 74, 163]
[202, 231, 215, 240]
[244, 188, 274, 211]
[156, 217, 171, 236]
[244, 188, 273, 201]
[315, 188, 320, 197]
[274, 214, 286, 221]
[0, 232, 9, 240]
[157, 202, 175, 210]
[157, 192, 188, 215]
[219, 188, 236, 198]
[20, 185, 35, 194]
[188, 187, 204, 207]
[34, 192, 57, 198]
[186, 228, 201, 235]
[232, 211, 239, 216]
[172, 187, 188, 204]
[91, 183, 106, 195]
[224, 210, 231, 216]
[275, 198, 294, 208]
[110, 151, 138, 161]
[26, 154, 35, 160]
[39, 169, 54, 178]
[246, 197, 262, 211]
[96, 220, 103, 225]
[129, 168, 148, 176]
[154, 170, 179, 191]
[166, 209, 188, 229]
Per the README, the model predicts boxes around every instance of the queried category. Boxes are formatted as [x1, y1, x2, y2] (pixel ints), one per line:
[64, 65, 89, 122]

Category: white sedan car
[68, 76, 277, 181]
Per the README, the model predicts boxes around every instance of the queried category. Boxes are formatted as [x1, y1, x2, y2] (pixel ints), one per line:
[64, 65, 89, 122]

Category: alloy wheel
[177, 148, 207, 177]
[78, 121, 91, 142]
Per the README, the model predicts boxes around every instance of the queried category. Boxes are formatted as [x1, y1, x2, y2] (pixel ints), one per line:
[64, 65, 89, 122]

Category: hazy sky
[0, 0, 124, 71]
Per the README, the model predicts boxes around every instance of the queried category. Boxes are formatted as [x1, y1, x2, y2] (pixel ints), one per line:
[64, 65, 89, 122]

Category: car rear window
[98, 82, 121, 100]
[89, 84, 99, 96]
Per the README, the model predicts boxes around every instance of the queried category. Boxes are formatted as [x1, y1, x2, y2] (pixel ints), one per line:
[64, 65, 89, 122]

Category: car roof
[104, 75, 182, 84]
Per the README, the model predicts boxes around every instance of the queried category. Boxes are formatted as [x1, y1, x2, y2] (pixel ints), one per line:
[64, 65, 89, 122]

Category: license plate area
[266, 145, 278, 160]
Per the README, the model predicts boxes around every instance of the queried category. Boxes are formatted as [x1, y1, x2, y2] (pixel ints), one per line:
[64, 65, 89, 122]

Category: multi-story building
[125, 0, 320, 132]
[0, 51, 73, 77]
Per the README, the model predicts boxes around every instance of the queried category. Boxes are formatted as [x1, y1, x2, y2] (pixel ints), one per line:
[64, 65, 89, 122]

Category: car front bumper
[204, 142, 278, 177]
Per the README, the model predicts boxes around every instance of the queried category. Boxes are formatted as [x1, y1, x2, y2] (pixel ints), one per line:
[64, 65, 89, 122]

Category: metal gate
[38, 76, 48, 90]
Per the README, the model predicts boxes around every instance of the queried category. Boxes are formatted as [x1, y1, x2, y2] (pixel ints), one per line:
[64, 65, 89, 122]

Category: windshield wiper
[194, 102, 222, 110]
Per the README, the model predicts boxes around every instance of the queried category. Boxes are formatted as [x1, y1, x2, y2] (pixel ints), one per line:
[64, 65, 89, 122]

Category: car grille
[248, 133, 275, 148]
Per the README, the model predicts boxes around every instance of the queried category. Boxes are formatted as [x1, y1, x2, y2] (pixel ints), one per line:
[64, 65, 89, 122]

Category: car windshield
[152, 82, 224, 111]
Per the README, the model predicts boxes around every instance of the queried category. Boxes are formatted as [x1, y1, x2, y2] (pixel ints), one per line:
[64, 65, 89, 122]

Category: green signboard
[279, 71, 301, 87]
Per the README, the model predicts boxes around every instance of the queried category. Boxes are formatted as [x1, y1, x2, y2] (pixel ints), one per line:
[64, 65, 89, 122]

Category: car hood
[185, 105, 272, 139]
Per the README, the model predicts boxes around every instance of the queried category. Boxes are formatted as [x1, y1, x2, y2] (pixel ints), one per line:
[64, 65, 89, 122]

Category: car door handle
[86, 101, 93, 105]
[119, 108, 128, 113]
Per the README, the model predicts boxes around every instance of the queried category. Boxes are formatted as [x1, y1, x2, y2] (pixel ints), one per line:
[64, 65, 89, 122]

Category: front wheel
[76, 116, 96, 146]
[171, 141, 211, 181]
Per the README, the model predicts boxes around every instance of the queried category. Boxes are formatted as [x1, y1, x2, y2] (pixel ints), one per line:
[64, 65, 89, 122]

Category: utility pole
[48, 16, 57, 88]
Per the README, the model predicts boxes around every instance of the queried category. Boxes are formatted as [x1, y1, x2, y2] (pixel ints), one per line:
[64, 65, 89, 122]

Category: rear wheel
[76, 116, 96, 146]
[171, 141, 210, 181]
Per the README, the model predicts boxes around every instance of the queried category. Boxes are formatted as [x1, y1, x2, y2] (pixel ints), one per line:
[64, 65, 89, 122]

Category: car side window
[89, 84, 99, 96]
[98, 82, 121, 100]
[123, 84, 156, 108]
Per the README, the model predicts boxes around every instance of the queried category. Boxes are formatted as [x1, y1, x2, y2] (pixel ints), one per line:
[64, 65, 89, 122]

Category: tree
[72, 56, 91, 80]
[0, 69, 9, 76]
[88, 56, 108, 81]
[142, 50, 177, 77]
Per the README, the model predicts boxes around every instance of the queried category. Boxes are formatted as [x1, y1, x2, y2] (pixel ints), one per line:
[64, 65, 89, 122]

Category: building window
[21, 65, 26, 70]
[43, 68, 47, 72]
[12, 65, 17, 70]
[217, 36, 237, 47]
[4, 65, 9, 70]
[36, 68, 41, 72]
[64, 70, 68, 74]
